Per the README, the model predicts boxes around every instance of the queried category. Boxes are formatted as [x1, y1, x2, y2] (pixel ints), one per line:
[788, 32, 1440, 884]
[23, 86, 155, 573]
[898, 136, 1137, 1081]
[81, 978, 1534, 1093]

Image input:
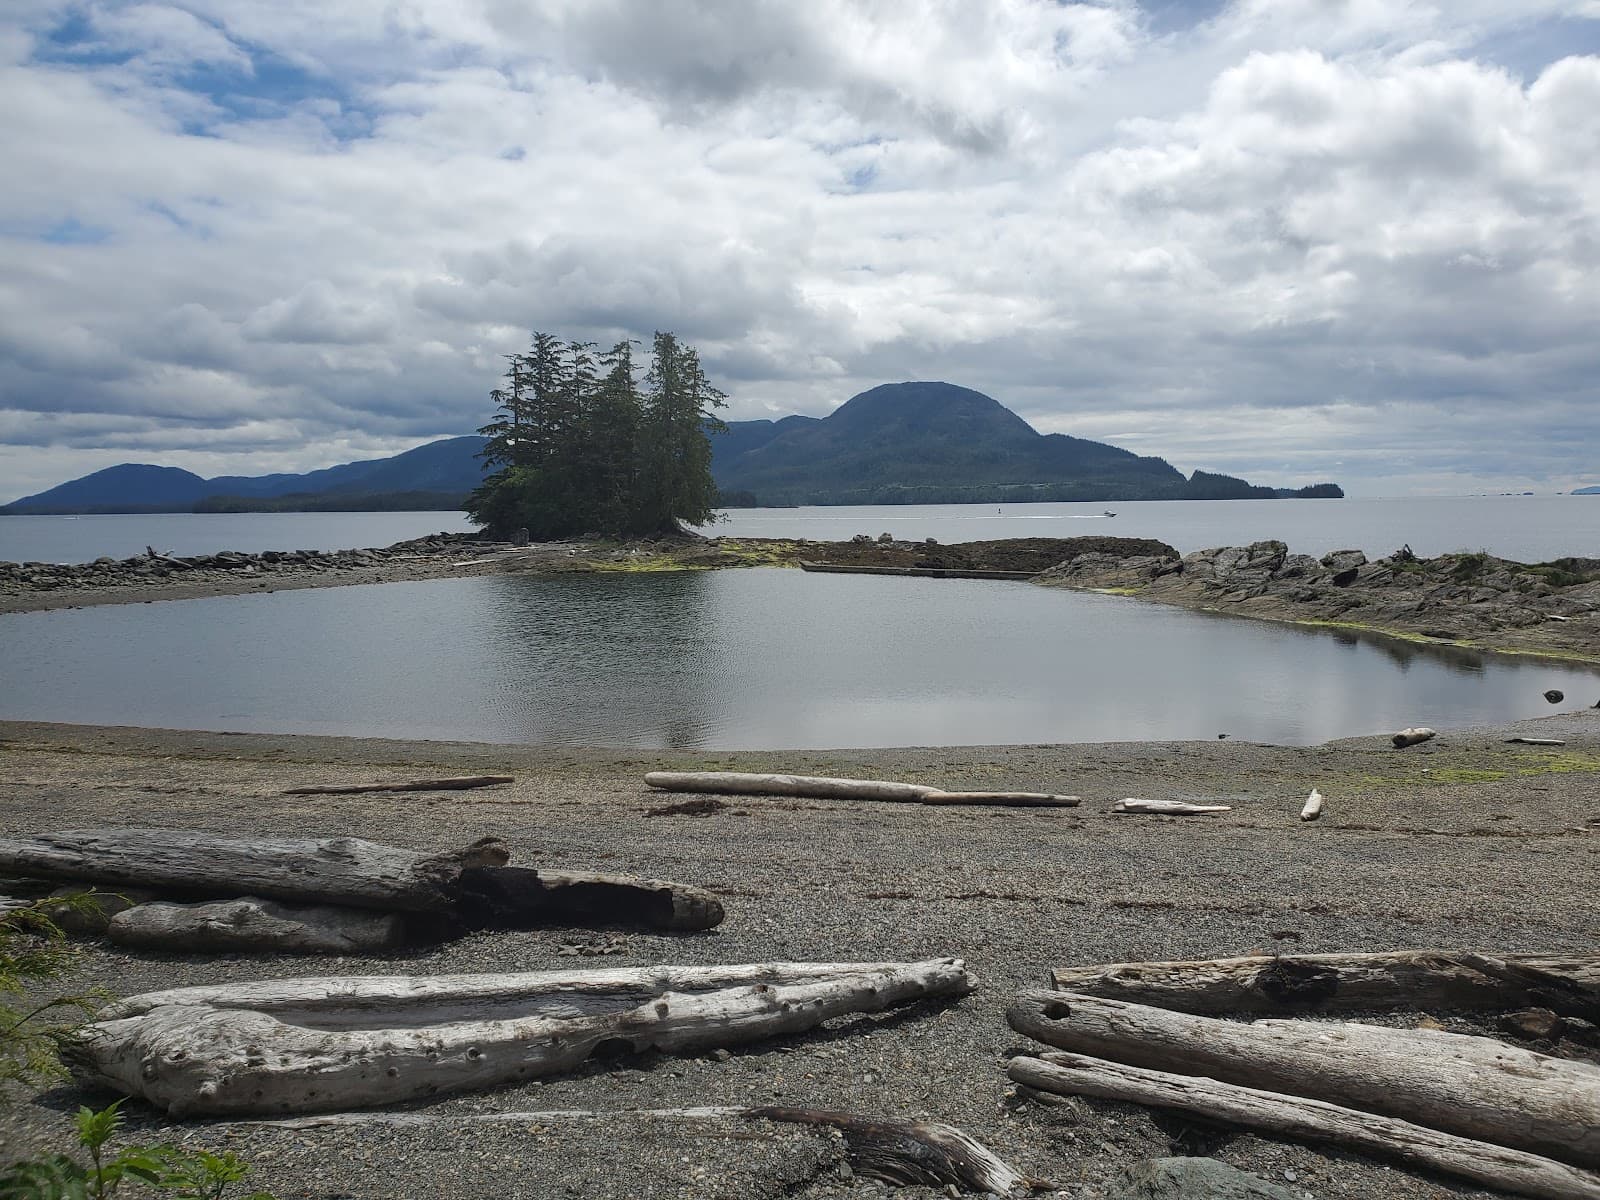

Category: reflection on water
[0, 569, 1595, 748]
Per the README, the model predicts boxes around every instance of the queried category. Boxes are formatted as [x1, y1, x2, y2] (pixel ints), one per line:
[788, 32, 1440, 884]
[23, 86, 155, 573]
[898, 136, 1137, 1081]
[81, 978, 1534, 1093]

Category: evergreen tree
[466, 329, 725, 539]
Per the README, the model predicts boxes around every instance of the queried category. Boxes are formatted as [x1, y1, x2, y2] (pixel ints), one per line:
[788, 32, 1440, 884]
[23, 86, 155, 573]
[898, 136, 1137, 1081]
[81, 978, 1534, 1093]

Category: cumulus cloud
[2, 0, 1599, 500]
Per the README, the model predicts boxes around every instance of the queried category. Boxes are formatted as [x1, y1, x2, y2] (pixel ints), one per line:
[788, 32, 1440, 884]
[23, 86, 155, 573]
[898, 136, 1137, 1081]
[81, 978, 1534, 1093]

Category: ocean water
[2, 568, 1594, 749]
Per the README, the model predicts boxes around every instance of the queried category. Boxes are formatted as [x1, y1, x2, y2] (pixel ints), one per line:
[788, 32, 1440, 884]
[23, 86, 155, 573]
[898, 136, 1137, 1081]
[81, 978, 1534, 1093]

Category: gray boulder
[1106, 1157, 1301, 1200]
[1319, 549, 1367, 573]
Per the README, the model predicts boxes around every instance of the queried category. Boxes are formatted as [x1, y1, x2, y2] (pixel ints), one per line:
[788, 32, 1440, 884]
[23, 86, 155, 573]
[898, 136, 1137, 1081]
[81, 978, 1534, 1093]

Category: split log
[229, 1107, 1028, 1195]
[1009, 1052, 1600, 1200]
[1507, 737, 1566, 746]
[1299, 789, 1323, 821]
[1110, 799, 1230, 815]
[460, 866, 724, 932]
[643, 771, 1079, 808]
[107, 897, 419, 954]
[1008, 989, 1600, 1166]
[283, 775, 514, 795]
[1047, 951, 1600, 1019]
[145, 546, 193, 570]
[67, 958, 976, 1115]
[0, 829, 508, 913]
[1392, 727, 1436, 748]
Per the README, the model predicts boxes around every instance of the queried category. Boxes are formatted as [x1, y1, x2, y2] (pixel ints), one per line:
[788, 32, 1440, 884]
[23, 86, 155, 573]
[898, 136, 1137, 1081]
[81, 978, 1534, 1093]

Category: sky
[3, 0, 1599, 503]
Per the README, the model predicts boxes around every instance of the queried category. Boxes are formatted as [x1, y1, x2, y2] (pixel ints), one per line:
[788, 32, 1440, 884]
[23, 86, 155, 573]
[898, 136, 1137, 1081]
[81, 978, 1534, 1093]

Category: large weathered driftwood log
[68, 959, 976, 1116]
[283, 776, 514, 795]
[643, 771, 1079, 808]
[1507, 737, 1566, 746]
[0, 829, 508, 913]
[1047, 951, 1600, 1019]
[107, 898, 416, 954]
[1008, 990, 1600, 1166]
[1110, 799, 1230, 815]
[232, 1106, 1028, 1195]
[1299, 789, 1324, 821]
[459, 866, 724, 932]
[1009, 1052, 1600, 1200]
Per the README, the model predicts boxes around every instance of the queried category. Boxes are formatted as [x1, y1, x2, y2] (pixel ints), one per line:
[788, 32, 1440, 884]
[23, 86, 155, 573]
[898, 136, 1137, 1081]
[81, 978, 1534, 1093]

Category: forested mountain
[3, 383, 1341, 513]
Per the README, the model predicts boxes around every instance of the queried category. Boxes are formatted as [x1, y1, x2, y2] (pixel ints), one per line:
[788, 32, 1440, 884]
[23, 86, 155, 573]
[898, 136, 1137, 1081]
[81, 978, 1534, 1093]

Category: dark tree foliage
[467, 332, 727, 538]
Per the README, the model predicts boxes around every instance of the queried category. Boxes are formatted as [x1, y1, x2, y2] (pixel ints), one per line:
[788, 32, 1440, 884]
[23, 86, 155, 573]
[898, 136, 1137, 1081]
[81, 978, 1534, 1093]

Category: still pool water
[1, 569, 1594, 748]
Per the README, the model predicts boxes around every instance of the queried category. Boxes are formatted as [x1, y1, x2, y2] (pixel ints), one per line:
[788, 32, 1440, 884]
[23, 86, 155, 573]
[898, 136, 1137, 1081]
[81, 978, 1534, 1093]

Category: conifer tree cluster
[467, 331, 727, 539]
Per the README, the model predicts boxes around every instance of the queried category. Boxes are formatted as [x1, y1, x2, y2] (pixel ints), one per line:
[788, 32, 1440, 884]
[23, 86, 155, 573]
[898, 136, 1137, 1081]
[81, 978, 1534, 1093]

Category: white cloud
[2, 0, 1599, 501]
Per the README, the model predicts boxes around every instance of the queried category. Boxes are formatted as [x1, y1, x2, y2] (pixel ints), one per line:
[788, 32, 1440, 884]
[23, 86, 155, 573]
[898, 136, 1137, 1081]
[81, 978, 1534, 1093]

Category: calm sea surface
[2, 496, 1597, 565]
[2, 569, 1594, 748]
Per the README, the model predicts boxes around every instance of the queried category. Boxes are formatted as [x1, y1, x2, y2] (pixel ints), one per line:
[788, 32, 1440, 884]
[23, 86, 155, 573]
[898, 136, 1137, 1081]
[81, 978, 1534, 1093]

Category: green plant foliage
[0, 1101, 274, 1200]
[467, 331, 727, 539]
[1, 895, 105, 1094]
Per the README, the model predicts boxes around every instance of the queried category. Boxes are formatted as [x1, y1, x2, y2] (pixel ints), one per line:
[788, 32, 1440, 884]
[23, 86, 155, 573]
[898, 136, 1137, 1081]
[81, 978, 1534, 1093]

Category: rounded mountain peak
[826, 382, 1038, 442]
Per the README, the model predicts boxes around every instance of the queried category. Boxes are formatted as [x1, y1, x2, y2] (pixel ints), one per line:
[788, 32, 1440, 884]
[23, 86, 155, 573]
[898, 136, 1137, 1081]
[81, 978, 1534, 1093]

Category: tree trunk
[1008, 990, 1600, 1166]
[459, 866, 724, 931]
[1506, 737, 1565, 746]
[1009, 1052, 1600, 1200]
[1110, 799, 1230, 815]
[0, 829, 509, 913]
[226, 1106, 1027, 1195]
[643, 771, 1079, 807]
[1392, 727, 1437, 748]
[1299, 790, 1323, 821]
[1047, 951, 1600, 1019]
[68, 959, 976, 1116]
[107, 897, 419, 954]
[283, 776, 514, 795]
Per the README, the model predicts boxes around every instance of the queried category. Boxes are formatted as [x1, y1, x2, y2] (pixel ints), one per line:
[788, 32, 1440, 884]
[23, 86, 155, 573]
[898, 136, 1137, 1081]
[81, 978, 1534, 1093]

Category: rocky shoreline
[5, 530, 1600, 666]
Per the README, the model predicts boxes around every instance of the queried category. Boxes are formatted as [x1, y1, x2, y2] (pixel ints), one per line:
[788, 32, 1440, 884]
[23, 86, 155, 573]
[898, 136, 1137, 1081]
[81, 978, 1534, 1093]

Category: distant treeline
[193, 491, 468, 513]
[721, 476, 1345, 507]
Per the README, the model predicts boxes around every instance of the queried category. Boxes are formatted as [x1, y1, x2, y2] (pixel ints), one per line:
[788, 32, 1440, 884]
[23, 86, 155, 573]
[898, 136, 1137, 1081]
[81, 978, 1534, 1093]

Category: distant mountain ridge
[2, 383, 1341, 514]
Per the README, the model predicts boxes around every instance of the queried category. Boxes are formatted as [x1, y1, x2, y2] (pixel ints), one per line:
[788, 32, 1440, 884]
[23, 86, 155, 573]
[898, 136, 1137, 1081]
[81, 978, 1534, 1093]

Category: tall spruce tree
[466, 330, 726, 539]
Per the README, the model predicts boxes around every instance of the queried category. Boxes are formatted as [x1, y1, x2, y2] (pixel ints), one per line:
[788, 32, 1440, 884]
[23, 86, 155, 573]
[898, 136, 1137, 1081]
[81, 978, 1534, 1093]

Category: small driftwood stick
[1506, 737, 1566, 746]
[69, 959, 976, 1116]
[230, 1107, 1028, 1194]
[283, 776, 514, 795]
[1047, 951, 1600, 1019]
[1392, 727, 1437, 748]
[1110, 798, 1230, 815]
[1299, 789, 1324, 821]
[0, 829, 508, 914]
[643, 771, 1078, 808]
[1009, 1052, 1600, 1200]
[1008, 989, 1600, 1166]
[460, 866, 724, 932]
[108, 897, 419, 954]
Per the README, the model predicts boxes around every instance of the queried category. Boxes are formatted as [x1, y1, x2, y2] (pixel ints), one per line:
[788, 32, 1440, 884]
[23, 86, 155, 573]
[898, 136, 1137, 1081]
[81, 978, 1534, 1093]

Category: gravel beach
[2, 714, 1598, 1199]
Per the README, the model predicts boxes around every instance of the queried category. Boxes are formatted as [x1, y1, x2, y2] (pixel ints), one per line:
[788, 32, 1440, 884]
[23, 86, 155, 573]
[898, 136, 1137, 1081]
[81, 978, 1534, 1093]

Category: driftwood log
[1047, 951, 1600, 1019]
[1392, 727, 1437, 748]
[68, 959, 976, 1116]
[1507, 737, 1566, 746]
[107, 898, 416, 954]
[0, 829, 508, 914]
[283, 776, 514, 795]
[1008, 990, 1600, 1166]
[1010, 1052, 1600, 1200]
[233, 1107, 1027, 1194]
[1299, 789, 1324, 821]
[459, 866, 723, 932]
[1110, 799, 1230, 815]
[643, 771, 1079, 808]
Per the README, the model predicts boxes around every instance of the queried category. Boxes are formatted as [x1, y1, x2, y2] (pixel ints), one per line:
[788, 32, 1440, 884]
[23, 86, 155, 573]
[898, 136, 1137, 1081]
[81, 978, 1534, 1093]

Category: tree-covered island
[467, 332, 727, 539]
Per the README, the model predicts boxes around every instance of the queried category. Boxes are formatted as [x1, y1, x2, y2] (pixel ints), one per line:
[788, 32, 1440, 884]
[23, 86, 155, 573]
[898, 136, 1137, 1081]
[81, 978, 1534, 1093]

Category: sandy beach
[2, 713, 1597, 1199]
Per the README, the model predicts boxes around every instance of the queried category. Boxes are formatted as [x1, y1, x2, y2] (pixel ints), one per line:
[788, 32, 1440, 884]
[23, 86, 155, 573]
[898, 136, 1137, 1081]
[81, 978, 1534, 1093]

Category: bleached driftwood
[107, 897, 416, 954]
[67, 959, 976, 1116]
[283, 776, 514, 795]
[1009, 1052, 1600, 1200]
[0, 829, 508, 913]
[643, 771, 1079, 808]
[1299, 789, 1324, 821]
[1507, 737, 1566, 746]
[1047, 951, 1600, 1018]
[145, 546, 193, 570]
[1008, 990, 1600, 1166]
[1392, 727, 1437, 748]
[1110, 799, 1230, 815]
[232, 1106, 1027, 1195]
[459, 866, 724, 932]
